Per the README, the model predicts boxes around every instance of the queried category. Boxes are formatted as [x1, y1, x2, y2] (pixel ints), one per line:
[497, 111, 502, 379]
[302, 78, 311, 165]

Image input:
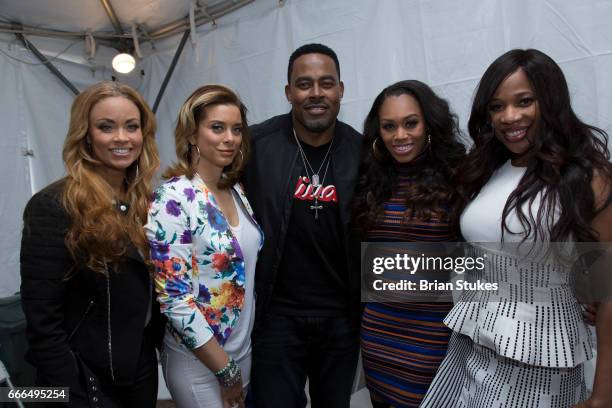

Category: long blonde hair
[62, 81, 160, 273]
[163, 84, 250, 189]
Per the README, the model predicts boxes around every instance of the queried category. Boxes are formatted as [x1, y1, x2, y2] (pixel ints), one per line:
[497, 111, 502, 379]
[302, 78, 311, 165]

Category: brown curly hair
[61, 81, 160, 273]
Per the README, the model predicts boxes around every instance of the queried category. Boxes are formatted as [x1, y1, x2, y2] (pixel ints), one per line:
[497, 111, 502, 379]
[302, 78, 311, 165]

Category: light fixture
[112, 53, 136, 74]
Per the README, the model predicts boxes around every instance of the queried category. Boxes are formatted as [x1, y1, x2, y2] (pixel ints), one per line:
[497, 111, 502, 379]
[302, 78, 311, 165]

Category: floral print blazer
[146, 174, 263, 349]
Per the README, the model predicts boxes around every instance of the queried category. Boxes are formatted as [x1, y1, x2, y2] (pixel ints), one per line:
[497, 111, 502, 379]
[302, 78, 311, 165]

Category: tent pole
[152, 30, 190, 114]
[148, 0, 254, 40]
[99, 0, 123, 35]
[14, 30, 79, 96]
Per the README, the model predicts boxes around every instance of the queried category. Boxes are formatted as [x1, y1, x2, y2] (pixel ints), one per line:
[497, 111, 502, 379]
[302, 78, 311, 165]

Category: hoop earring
[237, 149, 244, 165]
[372, 138, 384, 160]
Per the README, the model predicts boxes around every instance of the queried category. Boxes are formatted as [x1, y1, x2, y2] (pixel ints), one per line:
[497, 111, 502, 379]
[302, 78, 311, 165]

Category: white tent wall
[142, 0, 612, 161]
[1, 0, 612, 295]
[0, 35, 123, 296]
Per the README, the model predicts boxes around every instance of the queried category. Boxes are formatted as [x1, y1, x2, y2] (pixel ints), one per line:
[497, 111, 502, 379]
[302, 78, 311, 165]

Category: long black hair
[352, 80, 466, 234]
[458, 48, 611, 242]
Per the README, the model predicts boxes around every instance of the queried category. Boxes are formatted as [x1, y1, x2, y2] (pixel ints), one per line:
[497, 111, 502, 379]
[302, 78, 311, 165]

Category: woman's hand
[581, 177, 612, 408]
[221, 380, 245, 408]
[573, 395, 612, 408]
[192, 338, 244, 406]
[582, 302, 598, 326]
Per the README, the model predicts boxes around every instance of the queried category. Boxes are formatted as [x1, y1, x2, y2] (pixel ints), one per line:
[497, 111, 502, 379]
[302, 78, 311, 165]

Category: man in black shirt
[243, 43, 362, 407]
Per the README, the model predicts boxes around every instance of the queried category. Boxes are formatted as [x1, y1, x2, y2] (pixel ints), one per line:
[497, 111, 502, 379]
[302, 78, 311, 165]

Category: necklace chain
[292, 128, 334, 187]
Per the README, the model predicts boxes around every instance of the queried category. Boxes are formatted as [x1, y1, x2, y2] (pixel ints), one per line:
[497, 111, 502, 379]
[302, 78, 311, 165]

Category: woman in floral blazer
[146, 85, 263, 408]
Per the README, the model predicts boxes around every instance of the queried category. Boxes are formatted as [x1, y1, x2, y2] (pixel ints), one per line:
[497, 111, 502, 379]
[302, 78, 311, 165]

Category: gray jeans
[161, 334, 251, 408]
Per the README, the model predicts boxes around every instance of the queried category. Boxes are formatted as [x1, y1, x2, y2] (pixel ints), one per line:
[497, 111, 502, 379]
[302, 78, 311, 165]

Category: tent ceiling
[0, 0, 253, 46]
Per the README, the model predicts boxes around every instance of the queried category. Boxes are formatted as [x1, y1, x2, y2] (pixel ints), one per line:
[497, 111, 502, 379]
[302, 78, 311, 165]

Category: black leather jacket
[243, 113, 363, 325]
[20, 180, 163, 406]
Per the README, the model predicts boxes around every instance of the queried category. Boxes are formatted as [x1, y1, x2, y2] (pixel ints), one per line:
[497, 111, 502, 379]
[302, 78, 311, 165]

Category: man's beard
[300, 117, 335, 133]
[295, 106, 339, 133]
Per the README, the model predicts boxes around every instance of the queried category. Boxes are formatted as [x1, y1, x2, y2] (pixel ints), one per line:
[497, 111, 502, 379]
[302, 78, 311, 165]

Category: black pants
[99, 325, 158, 408]
[251, 314, 360, 408]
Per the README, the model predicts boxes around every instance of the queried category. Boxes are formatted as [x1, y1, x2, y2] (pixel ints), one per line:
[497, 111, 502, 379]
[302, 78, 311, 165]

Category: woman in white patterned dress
[421, 49, 612, 408]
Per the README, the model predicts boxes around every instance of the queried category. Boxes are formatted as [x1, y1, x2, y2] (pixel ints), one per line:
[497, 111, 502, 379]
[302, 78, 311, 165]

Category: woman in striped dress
[352, 80, 465, 407]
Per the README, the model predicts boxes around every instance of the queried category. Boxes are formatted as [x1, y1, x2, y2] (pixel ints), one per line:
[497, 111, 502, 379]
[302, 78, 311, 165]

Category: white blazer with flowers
[146, 174, 263, 349]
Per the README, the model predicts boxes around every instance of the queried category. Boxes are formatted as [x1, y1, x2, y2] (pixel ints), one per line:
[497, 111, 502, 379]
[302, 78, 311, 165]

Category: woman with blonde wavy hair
[20, 81, 163, 407]
[146, 84, 263, 408]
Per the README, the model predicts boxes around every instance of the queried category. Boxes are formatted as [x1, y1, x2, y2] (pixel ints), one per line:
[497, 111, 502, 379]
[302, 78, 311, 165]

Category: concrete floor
[156, 388, 373, 408]
[156, 361, 375, 408]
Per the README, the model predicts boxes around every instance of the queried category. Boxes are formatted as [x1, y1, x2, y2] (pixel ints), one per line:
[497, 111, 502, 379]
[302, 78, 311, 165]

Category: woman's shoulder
[24, 179, 68, 216]
[22, 179, 71, 240]
[33, 178, 66, 199]
[157, 174, 192, 188]
[592, 169, 611, 212]
[153, 175, 194, 198]
[150, 175, 200, 216]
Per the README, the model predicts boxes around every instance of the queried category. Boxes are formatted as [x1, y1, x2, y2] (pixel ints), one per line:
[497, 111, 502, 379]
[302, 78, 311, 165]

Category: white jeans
[161, 336, 251, 408]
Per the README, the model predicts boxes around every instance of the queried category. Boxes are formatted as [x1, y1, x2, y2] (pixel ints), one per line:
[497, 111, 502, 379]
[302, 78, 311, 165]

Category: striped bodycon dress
[361, 162, 456, 407]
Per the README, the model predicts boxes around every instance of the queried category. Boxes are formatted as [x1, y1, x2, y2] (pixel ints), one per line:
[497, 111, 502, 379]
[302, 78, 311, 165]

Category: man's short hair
[287, 43, 341, 83]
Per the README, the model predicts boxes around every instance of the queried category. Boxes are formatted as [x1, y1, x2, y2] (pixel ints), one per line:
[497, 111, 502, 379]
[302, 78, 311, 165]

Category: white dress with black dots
[421, 160, 593, 408]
